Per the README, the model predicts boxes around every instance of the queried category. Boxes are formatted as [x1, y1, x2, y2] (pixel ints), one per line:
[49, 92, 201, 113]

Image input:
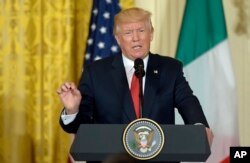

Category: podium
[70, 124, 211, 162]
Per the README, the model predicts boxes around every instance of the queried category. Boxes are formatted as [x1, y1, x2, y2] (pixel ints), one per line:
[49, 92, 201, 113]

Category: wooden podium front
[70, 124, 211, 162]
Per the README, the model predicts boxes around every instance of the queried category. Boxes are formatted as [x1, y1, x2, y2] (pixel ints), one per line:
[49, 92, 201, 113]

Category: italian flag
[175, 0, 239, 162]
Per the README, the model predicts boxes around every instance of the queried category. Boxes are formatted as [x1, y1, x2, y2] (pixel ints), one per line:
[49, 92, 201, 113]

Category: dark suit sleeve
[59, 66, 95, 133]
[174, 62, 210, 128]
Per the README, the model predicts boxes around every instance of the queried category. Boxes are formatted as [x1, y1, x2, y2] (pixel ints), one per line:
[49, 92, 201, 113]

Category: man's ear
[115, 35, 120, 45]
[150, 28, 154, 41]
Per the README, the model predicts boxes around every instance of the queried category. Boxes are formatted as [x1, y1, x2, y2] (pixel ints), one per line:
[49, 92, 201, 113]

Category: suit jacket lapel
[111, 54, 136, 122]
[143, 53, 160, 118]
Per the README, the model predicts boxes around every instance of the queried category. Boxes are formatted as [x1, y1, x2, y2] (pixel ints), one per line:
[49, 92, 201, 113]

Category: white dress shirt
[122, 54, 148, 91]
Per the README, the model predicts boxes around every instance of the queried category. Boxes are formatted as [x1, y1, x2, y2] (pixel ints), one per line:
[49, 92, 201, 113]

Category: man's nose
[132, 31, 139, 41]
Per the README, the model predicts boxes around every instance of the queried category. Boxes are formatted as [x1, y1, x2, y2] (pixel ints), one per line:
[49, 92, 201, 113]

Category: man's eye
[139, 29, 145, 32]
[124, 31, 132, 35]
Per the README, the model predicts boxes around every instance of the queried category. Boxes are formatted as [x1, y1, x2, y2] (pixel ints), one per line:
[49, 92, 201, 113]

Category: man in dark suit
[57, 7, 213, 160]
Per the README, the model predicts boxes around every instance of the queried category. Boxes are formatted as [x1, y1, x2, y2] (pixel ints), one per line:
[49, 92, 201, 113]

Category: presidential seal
[123, 118, 165, 160]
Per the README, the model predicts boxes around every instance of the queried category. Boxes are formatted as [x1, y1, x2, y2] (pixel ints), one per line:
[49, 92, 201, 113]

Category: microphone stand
[139, 76, 144, 118]
[134, 58, 145, 119]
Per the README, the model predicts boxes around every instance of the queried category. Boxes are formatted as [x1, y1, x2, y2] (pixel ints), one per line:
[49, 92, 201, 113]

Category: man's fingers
[57, 88, 61, 94]
[63, 82, 77, 90]
[63, 82, 71, 89]
[57, 82, 77, 95]
[69, 83, 77, 90]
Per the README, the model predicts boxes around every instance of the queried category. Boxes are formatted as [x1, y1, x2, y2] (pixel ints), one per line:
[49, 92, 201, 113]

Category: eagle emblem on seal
[134, 126, 157, 153]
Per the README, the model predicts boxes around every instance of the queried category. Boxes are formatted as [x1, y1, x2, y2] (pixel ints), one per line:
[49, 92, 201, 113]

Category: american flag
[84, 0, 121, 66]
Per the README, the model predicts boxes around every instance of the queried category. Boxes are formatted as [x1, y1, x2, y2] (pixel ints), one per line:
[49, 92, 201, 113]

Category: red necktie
[131, 73, 140, 119]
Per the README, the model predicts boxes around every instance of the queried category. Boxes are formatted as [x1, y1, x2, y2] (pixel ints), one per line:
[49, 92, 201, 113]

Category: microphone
[134, 58, 145, 118]
[134, 58, 145, 78]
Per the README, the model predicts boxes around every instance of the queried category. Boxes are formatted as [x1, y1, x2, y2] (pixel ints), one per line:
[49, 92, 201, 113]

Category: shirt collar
[122, 54, 149, 72]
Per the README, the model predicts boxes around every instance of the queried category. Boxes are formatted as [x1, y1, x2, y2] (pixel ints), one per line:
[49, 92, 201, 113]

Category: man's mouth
[132, 45, 142, 49]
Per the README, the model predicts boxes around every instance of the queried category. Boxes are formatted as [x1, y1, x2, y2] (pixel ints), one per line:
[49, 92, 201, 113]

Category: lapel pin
[153, 70, 158, 74]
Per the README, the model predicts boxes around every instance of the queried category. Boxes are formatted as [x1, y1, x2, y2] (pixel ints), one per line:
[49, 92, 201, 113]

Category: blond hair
[113, 7, 153, 34]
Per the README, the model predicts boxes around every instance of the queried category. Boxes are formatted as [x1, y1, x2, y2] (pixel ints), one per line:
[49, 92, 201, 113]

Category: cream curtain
[223, 0, 250, 145]
[135, 0, 250, 146]
[135, 0, 185, 57]
[0, 0, 133, 163]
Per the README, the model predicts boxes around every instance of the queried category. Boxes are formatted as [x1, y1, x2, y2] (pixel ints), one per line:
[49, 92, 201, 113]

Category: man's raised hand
[57, 82, 82, 114]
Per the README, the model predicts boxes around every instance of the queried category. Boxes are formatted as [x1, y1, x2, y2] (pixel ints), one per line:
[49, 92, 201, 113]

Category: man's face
[115, 21, 153, 60]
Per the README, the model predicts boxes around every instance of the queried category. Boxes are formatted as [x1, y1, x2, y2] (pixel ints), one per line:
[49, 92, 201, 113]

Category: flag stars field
[106, 0, 112, 4]
[85, 53, 90, 60]
[87, 38, 93, 45]
[91, 24, 96, 31]
[94, 56, 102, 61]
[84, 0, 121, 66]
[111, 45, 118, 52]
[93, 8, 98, 15]
[103, 12, 110, 19]
[98, 42, 105, 49]
[99, 27, 107, 34]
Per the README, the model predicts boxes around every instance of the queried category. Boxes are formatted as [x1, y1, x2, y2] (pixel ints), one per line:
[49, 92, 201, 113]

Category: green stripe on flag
[176, 0, 227, 66]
